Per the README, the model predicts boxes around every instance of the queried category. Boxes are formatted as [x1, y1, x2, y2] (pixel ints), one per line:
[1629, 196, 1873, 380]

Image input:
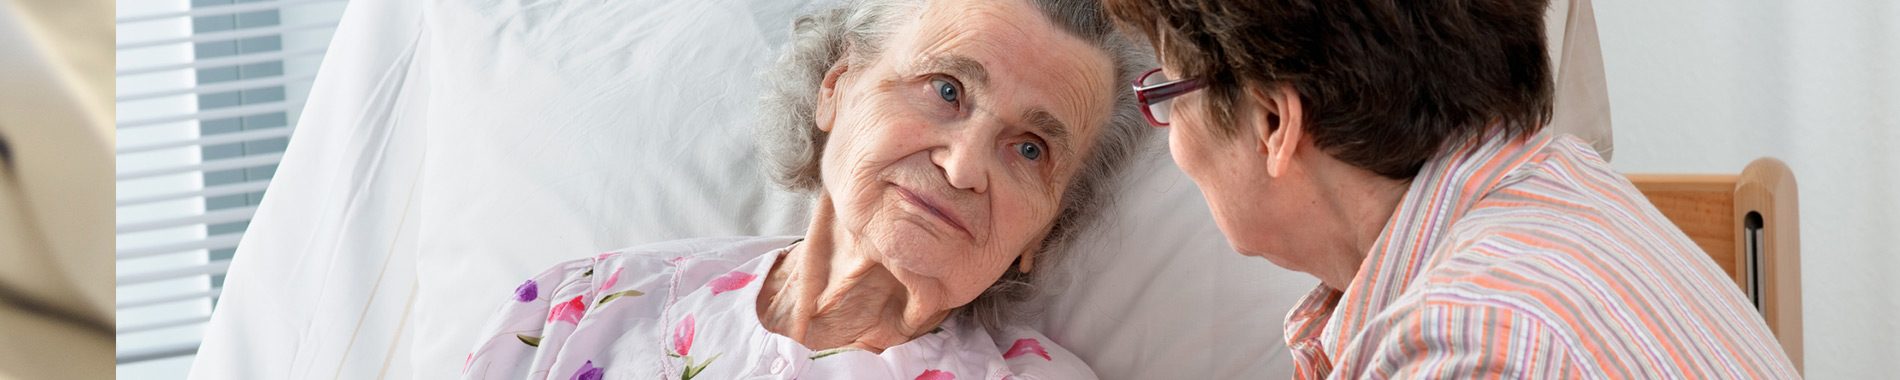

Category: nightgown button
[770, 357, 788, 374]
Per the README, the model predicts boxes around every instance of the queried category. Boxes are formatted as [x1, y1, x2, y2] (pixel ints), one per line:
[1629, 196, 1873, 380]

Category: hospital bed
[1628, 159, 1804, 374]
[185, 0, 1802, 378]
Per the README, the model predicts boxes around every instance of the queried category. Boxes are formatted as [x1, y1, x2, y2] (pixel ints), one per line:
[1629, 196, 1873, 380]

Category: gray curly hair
[757, 0, 1155, 331]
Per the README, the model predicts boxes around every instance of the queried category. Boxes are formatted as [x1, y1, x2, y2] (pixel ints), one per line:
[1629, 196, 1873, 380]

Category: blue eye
[934, 79, 958, 103]
[1016, 142, 1042, 161]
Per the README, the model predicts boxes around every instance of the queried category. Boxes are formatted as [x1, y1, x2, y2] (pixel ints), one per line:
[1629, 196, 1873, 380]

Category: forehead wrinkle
[918, 54, 989, 87]
[906, 0, 1029, 73]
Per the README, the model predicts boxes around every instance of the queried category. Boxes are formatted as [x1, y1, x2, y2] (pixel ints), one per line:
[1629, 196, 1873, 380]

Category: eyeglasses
[1133, 68, 1208, 127]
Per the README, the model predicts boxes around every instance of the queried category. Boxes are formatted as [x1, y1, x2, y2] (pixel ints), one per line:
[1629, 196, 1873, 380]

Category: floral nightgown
[461, 236, 1096, 380]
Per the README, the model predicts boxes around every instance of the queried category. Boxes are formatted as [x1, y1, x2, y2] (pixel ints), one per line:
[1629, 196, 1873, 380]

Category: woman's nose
[931, 127, 991, 194]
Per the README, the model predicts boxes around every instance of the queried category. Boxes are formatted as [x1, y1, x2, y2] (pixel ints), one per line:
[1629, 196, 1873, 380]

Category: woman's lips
[895, 185, 971, 237]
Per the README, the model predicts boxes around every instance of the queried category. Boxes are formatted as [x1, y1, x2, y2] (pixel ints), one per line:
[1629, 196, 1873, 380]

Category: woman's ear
[815, 56, 852, 133]
[1248, 83, 1304, 178]
[1017, 247, 1035, 273]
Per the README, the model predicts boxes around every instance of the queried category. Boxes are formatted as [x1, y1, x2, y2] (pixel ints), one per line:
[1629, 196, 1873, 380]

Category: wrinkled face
[815, 0, 1115, 310]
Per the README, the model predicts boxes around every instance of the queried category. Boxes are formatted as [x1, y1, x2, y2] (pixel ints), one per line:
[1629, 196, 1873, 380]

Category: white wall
[1594, 0, 1899, 378]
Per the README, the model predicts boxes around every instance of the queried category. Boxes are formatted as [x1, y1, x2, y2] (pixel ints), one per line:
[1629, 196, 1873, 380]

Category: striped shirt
[1285, 131, 1800, 379]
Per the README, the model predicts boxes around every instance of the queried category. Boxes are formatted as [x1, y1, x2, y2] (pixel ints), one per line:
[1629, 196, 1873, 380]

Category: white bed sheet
[190, 0, 1613, 378]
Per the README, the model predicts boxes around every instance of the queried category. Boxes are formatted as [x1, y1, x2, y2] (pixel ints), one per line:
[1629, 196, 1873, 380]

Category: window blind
[114, 0, 348, 375]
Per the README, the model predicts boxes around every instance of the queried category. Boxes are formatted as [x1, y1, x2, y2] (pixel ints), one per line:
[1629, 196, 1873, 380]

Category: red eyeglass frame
[1133, 68, 1208, 127]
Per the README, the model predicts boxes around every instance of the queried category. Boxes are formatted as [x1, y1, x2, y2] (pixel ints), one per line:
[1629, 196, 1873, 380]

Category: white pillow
[407, 0, 817, 375]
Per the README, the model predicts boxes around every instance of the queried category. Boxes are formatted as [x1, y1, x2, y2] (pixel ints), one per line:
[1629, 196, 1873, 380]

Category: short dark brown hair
[1106, 0, 1553, 178]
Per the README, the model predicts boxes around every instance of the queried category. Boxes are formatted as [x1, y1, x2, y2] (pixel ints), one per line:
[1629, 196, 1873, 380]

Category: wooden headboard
[1624, 157, 1802, 374]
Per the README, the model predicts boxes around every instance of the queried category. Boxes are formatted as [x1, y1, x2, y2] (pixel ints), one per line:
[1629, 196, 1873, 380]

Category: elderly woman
[460, 0, 1150, 379]
[1102, 0, 1799, 378]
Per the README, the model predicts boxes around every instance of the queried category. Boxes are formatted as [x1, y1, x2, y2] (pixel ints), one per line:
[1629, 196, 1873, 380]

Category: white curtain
[185, 0, 424, 378]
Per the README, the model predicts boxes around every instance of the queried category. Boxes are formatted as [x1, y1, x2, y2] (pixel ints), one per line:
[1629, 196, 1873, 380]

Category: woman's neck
[756, 197, 951, 354]
[1301, 152, 1413, 292]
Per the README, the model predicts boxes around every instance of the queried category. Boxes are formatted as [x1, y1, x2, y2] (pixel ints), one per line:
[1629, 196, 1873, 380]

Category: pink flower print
[463, 353, 472, 374]
[915, 369, 955, 380]
[597, 268, 623, 293]
[709, 271, 758, 295]
[672, 314, 697, 356]
[669, 256, 691, 263]
[669, 315, 722, 380]
[570, 360, 604, 380]
[1003, 338, 1052, 361]
[548, 295, 586, 324]
[594, 252, 619, 261]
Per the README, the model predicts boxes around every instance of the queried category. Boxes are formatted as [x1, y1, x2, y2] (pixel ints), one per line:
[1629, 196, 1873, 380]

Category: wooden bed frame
[1624, 157, 1802, 373]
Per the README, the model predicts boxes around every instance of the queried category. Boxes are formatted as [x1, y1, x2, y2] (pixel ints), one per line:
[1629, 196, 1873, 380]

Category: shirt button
[770, 357, 788, 374]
